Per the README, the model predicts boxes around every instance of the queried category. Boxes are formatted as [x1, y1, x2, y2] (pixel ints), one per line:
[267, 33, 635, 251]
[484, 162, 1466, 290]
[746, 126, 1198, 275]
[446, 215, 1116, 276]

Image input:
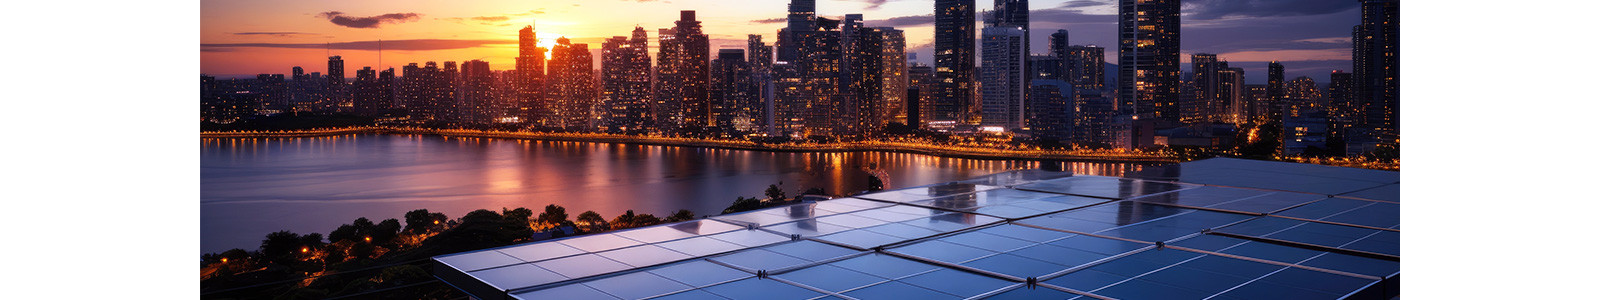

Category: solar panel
[433, 158, 1400, 300]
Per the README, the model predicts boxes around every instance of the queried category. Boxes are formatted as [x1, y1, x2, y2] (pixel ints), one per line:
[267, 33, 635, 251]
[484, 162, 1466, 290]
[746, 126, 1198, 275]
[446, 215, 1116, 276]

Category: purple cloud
[317, 11, 421, 29]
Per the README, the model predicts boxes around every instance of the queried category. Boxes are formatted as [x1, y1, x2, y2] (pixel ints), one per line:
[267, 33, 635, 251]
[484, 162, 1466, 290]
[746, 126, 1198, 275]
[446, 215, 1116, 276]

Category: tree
[373, 219, 402, 245]
[721, 196, 765, 214]
[577, 211, 608, 232]
[611, 210, 637, 229]
[665, 209, 695, 222]
[537, 204, 569, 227]
[260, 231, 302, 264]
[403, 209, 447, 233]
[502, 207, 534, 226]
[765, 183, 787, 203]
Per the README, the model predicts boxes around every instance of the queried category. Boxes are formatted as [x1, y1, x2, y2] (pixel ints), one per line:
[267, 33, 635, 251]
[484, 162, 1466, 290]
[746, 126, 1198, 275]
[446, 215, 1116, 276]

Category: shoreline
[201, 127, 1181, 163]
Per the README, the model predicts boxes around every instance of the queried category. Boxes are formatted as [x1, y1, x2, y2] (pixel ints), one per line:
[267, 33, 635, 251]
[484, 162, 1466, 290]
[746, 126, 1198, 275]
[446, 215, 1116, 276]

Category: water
[201, 134, 1150, 254]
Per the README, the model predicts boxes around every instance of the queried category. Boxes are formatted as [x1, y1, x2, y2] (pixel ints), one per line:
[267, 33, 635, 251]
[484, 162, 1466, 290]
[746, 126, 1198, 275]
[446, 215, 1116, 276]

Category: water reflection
[201, 134, 1154, 253]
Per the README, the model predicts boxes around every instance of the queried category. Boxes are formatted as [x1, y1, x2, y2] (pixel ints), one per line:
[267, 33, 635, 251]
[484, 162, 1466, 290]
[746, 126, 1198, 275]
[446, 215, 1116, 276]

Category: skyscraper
[655, 28, 682, 130]
[460, 60, 495, 123]
[980, 25, 1027, 130]
[602, 27, 653, 132]
[354, 67, 381, 113]
[710, 49, 757, 132]
[1028, 80, 1075, 141]
[549, 37, 596, 129]
[1064, 46, 1104, 91]
[1117, 0, 1181, 120]
[516, 24, 548, 125]
[1266, 61, 1286, 122]
[777, 0, 816, 62]
[1355, 0, 1399, 141]
[328, 56, 346, 108]
[935, 0, 977, 124]
[877, 28, 908, 125]
[1189, 54, 1220, 123]
[907, 63, 936, 128]
[993, 0, 1029, 105]
[676, 11, 712, 129]
[795, 17, 842, 136]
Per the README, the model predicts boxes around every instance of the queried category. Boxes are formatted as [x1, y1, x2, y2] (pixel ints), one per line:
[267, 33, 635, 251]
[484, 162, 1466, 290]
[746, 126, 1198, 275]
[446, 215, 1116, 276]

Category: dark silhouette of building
[711, 49, 759, 133]
[676, 11, 712, 129]
[517, 24, 548, 126]
[980, 24, 1027, 130]
[461, 60, 495, 123]
[655, 28, 682, 130]
[328, 56, 347, 109]
[935, 0, 977, 124]
[1266, 61, 1286, 122]
[1117, 0, 1180, 121]
[602, 27, 653, 132]
[1354, 0, 1399, 143]
[1029, 80, 1075, 141]
[549, 37, 597, 130]
[777, 0, 816, 62]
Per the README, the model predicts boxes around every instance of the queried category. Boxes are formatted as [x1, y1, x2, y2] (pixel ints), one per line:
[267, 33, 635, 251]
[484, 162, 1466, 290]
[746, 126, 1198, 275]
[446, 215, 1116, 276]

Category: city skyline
[201, 0, 1362, 84]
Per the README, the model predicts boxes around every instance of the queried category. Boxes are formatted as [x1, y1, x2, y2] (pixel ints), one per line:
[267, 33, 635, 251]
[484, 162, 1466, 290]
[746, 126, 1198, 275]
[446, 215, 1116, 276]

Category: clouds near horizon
[318, 11, 421, 29]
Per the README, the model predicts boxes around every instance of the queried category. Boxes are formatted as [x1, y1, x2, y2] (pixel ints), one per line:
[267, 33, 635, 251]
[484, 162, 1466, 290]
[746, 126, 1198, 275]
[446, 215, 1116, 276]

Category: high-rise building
[777, 0, 816, 62]
[401, 62, 453, 122]
[602, 27, 653, 132]
[1028, 80, 1075, 141]
[993, 0, 1030, 100]
[877, 28, 908, 126]
[1064, 46, 1105, 92]
[795, 18, 842, 136]
[1354, 0, 1399, 142]
[354, 67, 382, 113]
[1266, 61, 1286, 122]
[378, 68, 395, 115]
[549, 37, 597, 129]
[328, 56, 347, 108]
[1188, 54, 1220, 123]
[1219, 66, 1245, 124]
[935, 0, 977, 124]
[980, 25, 1027, 130]
[748, 35, 777, 134]
[676, 11, 712, 129]
[907, 63, 936, 128]
[1117, 0, 1181, 120]
[711, 49, 759, 132]
[1285, 76, 1321, 118]
[517, 24, 548, 125]
[460, 60, 495, 123]
[655, 28, 682, 130]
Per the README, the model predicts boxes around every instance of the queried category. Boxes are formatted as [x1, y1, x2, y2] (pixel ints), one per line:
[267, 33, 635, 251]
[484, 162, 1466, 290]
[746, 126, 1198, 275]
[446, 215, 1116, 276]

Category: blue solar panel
[435, 159, 1399, 300]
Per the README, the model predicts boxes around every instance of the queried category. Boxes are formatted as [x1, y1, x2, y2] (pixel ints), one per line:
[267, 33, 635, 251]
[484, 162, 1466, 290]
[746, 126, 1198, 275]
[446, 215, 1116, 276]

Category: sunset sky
[201, 0, 1360, 83]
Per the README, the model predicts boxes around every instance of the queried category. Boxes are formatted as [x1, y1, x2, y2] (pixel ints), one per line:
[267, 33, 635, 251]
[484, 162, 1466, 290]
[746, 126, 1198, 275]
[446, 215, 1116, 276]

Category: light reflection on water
[200, 134, 1151, 253]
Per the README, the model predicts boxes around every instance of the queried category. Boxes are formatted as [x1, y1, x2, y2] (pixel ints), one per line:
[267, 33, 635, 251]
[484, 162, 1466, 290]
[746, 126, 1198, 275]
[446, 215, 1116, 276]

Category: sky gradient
[201, 0, 1359, 84]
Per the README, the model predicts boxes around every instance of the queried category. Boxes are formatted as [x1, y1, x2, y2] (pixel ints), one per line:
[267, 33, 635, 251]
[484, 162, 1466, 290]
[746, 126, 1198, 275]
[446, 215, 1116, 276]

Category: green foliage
[765, 183, 787, 203]
[402, 209, 447, 233]
[502, 207, 534, 225]
[609, 210, 664, 230]
[538, 204, 570, 226]
[577, 211, 608, 232]
[665, 210, 695, 222]
[260, 231, 303, 264]
[721, 196, 766, 214]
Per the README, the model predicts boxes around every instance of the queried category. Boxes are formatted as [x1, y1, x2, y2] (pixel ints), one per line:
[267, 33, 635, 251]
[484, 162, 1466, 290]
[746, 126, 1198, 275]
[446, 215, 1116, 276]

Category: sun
[537, 34, 561, 60]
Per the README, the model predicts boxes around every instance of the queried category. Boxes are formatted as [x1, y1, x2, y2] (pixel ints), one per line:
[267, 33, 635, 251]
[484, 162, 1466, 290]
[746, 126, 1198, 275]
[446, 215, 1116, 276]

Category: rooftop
[432, 158, 1399, 299]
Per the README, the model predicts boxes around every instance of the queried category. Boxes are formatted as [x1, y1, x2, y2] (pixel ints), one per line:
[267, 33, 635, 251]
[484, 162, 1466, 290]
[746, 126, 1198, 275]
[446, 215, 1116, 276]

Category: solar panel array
[434, 158, 1400, 299]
